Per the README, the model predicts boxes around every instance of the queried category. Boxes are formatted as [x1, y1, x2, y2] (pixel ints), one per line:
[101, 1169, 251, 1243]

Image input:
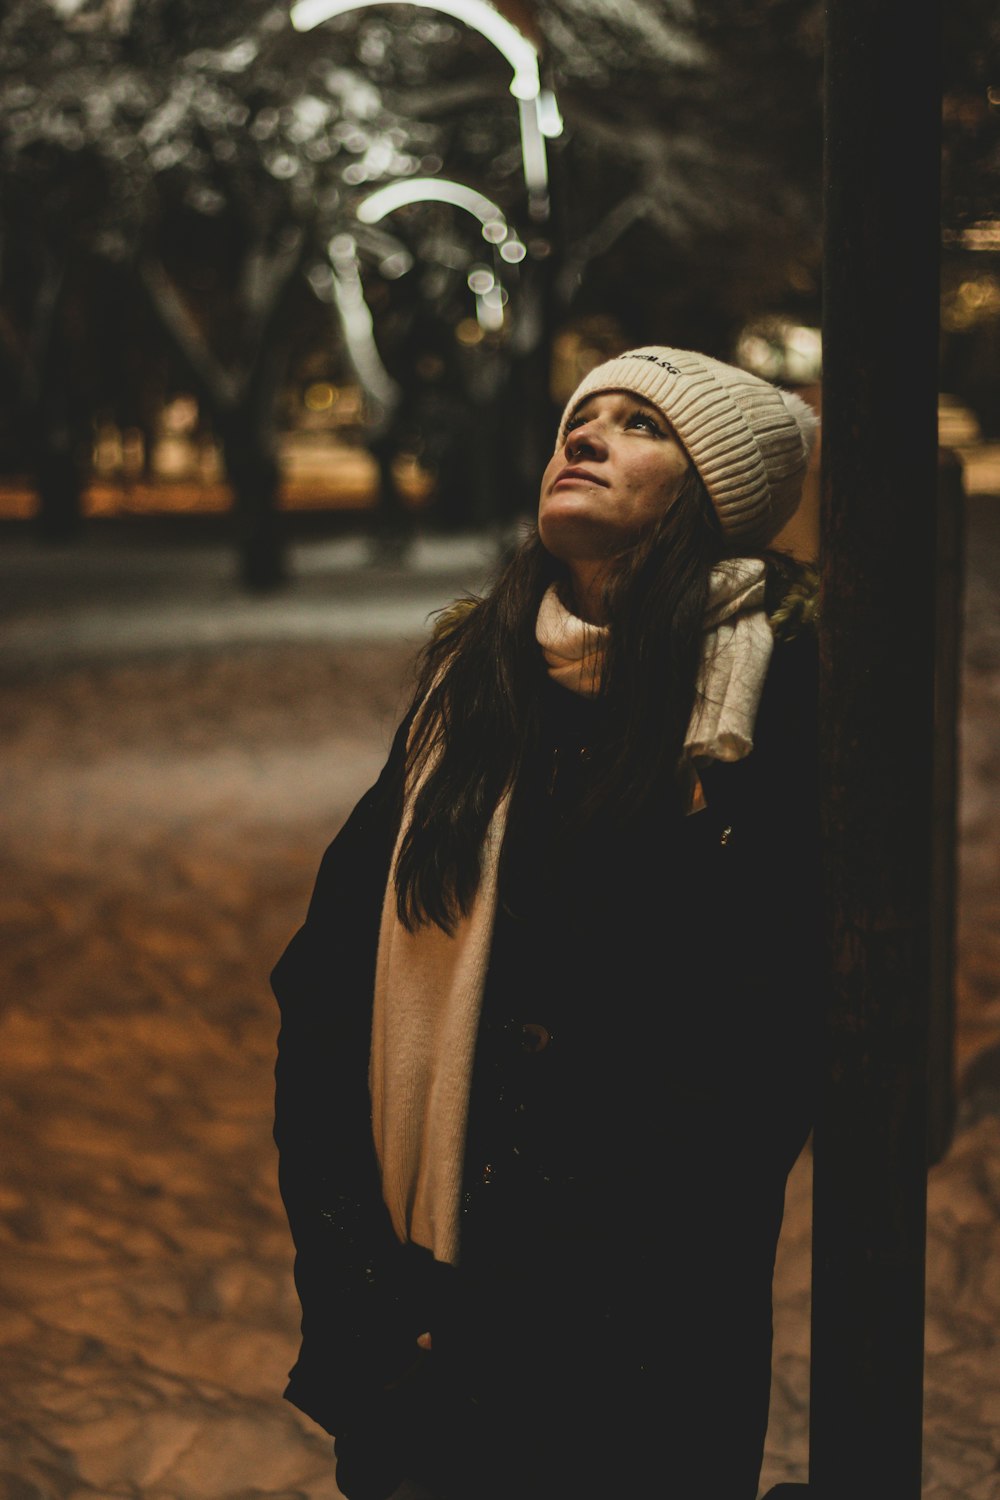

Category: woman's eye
[627, 411, 662, 434]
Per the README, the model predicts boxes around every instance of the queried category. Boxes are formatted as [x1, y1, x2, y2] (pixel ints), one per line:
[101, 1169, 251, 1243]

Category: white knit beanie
[558, 345, 820, 547]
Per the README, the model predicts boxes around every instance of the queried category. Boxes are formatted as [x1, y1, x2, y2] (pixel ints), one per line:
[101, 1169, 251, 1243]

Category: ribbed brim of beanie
[557, 346, 819, 547]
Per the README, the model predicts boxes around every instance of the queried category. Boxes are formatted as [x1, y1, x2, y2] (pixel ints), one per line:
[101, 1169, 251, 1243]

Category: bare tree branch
[21, 253, 66, 408]
[554, 191, 652, 304]
[137, 257, 241, 411]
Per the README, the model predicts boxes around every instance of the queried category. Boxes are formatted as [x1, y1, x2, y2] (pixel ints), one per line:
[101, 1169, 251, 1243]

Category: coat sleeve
[271, 712, 455, 1436]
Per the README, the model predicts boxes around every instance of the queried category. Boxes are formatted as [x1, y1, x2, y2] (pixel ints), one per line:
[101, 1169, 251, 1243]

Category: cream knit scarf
[370, 557, 773, 1266]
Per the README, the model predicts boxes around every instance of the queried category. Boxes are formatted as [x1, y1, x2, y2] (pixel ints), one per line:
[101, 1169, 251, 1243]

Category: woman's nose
[565, 422, 606, 459]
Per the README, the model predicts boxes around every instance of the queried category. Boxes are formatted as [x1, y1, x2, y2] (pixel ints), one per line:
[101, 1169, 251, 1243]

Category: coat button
[521, 1022, 551, 1053]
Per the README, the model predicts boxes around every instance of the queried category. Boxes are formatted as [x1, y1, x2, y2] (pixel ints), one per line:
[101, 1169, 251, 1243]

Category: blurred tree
[0, 2, 149, 539]
[2, 0, 990, 572]
[0, 0, 425, 576]
[0, 0, 532, 575]
[287, 2, 535, 552]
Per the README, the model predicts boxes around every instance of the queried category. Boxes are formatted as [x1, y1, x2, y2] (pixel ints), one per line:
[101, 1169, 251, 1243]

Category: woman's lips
[552, 467, 608, 488]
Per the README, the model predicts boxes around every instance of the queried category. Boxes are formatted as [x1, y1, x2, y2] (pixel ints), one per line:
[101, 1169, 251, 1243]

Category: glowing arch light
[357, 177, 505, 230]
[357, 179, 521, 333]
[291, 0, 539, 99]
[327, 233, 400, 418]
[289, 0, 562, 213]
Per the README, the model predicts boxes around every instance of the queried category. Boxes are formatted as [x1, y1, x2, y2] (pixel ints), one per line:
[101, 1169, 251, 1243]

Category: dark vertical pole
[928, 447, 963, 1169]
[812, 1, 942, 1496]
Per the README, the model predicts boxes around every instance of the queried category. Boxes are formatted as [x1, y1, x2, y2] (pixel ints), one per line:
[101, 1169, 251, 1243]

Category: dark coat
[271, 619, 822, 1489]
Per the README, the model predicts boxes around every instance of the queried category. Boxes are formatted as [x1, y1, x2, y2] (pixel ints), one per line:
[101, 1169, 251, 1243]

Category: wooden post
[809, 0, 943, 1495]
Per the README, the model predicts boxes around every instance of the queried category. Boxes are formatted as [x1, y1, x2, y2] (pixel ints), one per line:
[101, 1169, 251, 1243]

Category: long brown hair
[394, 465, 737, 932]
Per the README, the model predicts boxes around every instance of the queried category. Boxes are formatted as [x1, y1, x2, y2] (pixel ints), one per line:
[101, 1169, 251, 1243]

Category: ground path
[0, 514, 998, 1499]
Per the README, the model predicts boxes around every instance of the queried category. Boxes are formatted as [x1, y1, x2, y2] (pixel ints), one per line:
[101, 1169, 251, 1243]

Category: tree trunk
[138, 246, 302, 591]
[12, 251, 87, 544]
[219, 404, 286, 592]
[31, 367, 88, 545]
[33, 427, 85, 544]
[368, 430, 417, 561]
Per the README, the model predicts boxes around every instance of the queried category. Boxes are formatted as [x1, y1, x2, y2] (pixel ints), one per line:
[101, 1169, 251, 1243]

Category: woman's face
[537, 391, 691, 565]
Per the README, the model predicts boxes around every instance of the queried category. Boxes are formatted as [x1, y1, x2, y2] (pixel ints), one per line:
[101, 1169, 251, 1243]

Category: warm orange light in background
[956, 219, 1000, 252]
[1, 300, 996, 526]
[942, 276, 1000, 331]
[162, 396, 199, 435]
[303, 382, 338, 412]
[455, 318, 484, 346]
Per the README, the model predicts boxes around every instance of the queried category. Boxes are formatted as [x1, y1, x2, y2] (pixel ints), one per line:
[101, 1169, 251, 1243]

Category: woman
[272, 344, 822, 1500]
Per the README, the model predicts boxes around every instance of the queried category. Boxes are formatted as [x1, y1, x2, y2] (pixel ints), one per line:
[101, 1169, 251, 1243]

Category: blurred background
[0, 0, 996, 575]
[2, 3, 1000, 1498]
[0, 0, 840, 584]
